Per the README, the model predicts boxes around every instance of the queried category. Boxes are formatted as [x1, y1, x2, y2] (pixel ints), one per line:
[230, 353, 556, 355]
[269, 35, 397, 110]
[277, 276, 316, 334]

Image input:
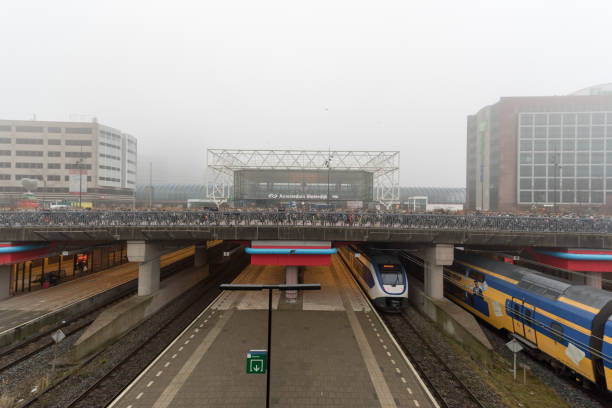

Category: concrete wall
[408, 275, 493, 363]
[71, 264, 209, 361]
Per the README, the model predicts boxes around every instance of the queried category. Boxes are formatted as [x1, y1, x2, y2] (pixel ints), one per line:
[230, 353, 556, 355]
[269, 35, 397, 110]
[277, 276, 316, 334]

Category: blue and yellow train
[443, 250, 612, 392]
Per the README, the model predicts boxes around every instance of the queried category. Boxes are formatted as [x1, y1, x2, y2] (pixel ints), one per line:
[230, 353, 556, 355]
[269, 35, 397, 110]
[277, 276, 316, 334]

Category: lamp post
[324, 149, 333, 210]
[219, 283, 321, 408]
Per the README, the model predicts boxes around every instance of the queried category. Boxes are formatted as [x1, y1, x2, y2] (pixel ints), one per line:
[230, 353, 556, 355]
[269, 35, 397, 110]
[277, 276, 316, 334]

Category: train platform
[109, 256, 437, 408]
[0, 247, 194, 348]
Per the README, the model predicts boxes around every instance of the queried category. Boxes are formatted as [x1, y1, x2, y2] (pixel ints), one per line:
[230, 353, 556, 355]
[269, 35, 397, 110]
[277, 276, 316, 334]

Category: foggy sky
[1, 0, 611, 186]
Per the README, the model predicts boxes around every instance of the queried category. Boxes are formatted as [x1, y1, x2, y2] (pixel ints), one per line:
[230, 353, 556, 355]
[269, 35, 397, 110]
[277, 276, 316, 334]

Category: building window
[47, 175, 61, 181]
[0, 150, 10, 156]
[48, 139, 61, 145]
[0, 174, 10, 180]
[47, 151, 61, 157]
[65, 151, 92, 158]
[16, 162, 43, 169]
[16, 138, 43, 145]
[99, 165, 120, 171]
[65, 163, 92, 170]
[100, 153, 121, 160]
[47, 127, 62, 133]
[0, 137, 10, 143]
[100, 141, 120, 150]
[48, 163, 60, 169]
[15, 126, 43, 133]
[65, 127, 93, 134]
[0, 125, 11, 132]
[15, 174, 43, 180]
[65, 140, 92, 146]
[16, 150, 43, 156]
[0, 162, 10, 168]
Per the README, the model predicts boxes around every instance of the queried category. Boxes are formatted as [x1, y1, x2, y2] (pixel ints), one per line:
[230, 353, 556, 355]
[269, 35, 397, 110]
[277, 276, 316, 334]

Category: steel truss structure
[206, 149, 400, 207]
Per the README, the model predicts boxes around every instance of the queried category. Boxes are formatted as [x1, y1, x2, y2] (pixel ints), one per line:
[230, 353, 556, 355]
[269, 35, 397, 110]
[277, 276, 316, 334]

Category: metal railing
[0, 211, 610, 233]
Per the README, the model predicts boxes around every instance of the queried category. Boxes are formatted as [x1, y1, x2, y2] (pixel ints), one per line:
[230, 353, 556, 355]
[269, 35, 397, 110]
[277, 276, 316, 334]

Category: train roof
[370, 253, 401, 264]
[455, 251, 612, 312]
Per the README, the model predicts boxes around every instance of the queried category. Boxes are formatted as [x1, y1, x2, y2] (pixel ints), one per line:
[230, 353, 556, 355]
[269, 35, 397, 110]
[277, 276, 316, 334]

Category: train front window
[379, 264, 402, 285]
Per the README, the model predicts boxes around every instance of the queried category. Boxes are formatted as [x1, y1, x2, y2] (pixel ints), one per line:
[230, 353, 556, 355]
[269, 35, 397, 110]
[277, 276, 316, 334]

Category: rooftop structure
[206, 149, 400, 207]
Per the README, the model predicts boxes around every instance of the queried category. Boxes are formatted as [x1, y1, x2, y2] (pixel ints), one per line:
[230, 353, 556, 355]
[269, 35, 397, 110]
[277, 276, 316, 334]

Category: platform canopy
[206, 149, 400, 207]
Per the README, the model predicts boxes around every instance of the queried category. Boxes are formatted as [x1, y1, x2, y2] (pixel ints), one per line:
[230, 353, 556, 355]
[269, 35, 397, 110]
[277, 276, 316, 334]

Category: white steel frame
[206, 149, 400, 207]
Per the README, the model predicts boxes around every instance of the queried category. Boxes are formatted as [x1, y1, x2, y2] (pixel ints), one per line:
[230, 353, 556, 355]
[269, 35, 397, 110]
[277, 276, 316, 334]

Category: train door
[522, 302, 537, 345]
[511, 298, 525, 337]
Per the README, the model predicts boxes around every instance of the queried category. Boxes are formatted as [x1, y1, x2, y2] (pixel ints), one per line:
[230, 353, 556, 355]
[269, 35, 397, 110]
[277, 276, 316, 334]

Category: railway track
[382, 312, 487, 408]
[22, 248, 248, 408]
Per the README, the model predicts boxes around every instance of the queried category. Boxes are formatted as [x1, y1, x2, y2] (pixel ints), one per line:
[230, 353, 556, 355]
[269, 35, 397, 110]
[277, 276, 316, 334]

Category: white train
[338, 245, 408, 312]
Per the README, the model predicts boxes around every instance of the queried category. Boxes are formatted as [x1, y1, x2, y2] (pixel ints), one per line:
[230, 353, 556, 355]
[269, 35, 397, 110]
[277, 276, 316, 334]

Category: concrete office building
[0, 119, 137, 207]
[467, 83, 612, 212]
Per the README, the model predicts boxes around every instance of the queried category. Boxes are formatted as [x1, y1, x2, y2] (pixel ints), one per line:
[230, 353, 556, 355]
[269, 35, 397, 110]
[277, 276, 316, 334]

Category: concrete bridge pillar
[285, 265, 298, 302]
[586, 272, 602, 289]
[0, 264, 11, 301]
[421, 244, 454, 300]
[127, 241, 162, 296]
[194, 244, 208, 268]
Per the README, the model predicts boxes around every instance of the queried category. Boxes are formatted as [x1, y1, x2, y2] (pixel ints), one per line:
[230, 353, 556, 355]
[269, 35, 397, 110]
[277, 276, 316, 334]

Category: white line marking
[414, 400, 420, 407]
[407, 387, 413, 394]
[376, 333, 380, 337]
[194, 328, 199, 333]
[108, 290, 227, 407]
[185, 340, 190, 344]
[147, 381, 154, 387]
[136, 392, 143, 400]
[400, 377, 406, 383]
[386, 352, 391, 357]
[382, 345, 387, 350]
[395, 367, 401, 374]
[156, 371, 162, 377]
[152, 310, 235, 408]
[199, 324, 203, 328]
[179, 346, 183, 351]
[391, 359, 396, 365]
[190, 334, 194, 339]
[379, 338, 383, 343]
[127, 405, 132, 408]
[172, 354, 177, 359]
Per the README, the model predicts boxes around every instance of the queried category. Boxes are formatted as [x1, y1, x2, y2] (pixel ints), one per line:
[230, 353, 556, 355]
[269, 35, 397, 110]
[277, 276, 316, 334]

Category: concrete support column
[586, 272, 602, 289]
[569, 272, 585, 285]
[0, 264, 11, 301]
[285, 265, 298, 302]
[127, 241, 162, 296]
[194, 244, 208, 268]
[422, 244, 454, 300]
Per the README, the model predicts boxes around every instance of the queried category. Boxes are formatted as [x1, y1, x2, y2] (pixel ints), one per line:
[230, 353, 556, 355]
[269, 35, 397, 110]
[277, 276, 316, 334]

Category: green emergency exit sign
[246, 350, 267, 374]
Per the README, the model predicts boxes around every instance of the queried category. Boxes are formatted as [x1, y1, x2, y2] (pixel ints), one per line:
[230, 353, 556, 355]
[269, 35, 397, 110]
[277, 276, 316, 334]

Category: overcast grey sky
[1, 0, 611, 186]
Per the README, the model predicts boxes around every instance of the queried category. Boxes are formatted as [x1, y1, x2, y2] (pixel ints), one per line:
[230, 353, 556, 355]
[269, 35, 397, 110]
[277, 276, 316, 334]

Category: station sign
[246, 349, 267, 374]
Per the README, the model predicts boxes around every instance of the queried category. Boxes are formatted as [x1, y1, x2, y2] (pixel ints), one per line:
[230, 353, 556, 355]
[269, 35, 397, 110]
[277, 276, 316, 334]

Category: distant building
[400, 187, 465, 212]
[0, 119, 137, 206]
[467, 83, 612, 212]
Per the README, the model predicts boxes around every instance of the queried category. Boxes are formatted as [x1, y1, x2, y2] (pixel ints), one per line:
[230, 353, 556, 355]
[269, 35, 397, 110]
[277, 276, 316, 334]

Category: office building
[466, 83, 612, 212]
[0, 119, 137, 207]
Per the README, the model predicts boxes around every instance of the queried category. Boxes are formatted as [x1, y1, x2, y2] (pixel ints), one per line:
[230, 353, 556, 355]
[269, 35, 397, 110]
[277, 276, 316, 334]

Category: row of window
[99, 176, 120, 182]
[0, 174, 94, 182]
[520, 112, 612, 126]
[99, 165, 120, 171]
[520, 153, 611, 165]
[0, 138, 95, 146]
[519, 190, 604, 204]
[520, 126, 612, 139]
[520, 139, 610, 152]
[100, 141, 120, 150]
[100, 153, 120, 161]
[519, 178, 609, 190]
[0, 125, 93, 134]
[100, 130, 122, 141]
[0, 150, 95, 157]
[519, 165, 609, 178]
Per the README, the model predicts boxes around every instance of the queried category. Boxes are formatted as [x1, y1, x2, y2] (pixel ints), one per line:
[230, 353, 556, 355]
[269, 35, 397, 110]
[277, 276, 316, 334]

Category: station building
[466, 83, 612, 213]
[206, 149, 400, 209]
[0, 119, 137, 207]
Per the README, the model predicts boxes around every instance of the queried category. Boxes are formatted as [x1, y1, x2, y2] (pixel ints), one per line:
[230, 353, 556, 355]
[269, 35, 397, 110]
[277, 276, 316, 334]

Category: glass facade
[517, 112, 612, 205]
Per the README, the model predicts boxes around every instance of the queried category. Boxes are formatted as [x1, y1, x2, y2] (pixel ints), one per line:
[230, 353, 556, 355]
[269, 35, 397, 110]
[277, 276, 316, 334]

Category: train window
[550, 322, 564, 343]
[524, 308, 531, 324]
[513, 303, 520, 319]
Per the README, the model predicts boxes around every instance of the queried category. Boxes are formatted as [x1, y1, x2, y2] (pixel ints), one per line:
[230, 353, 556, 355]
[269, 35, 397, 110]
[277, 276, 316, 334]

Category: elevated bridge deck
[0, 211, 610, 248]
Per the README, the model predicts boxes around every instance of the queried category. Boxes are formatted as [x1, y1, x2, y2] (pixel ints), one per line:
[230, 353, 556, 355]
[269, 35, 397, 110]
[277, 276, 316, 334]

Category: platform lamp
[219, 283, 321, 408]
